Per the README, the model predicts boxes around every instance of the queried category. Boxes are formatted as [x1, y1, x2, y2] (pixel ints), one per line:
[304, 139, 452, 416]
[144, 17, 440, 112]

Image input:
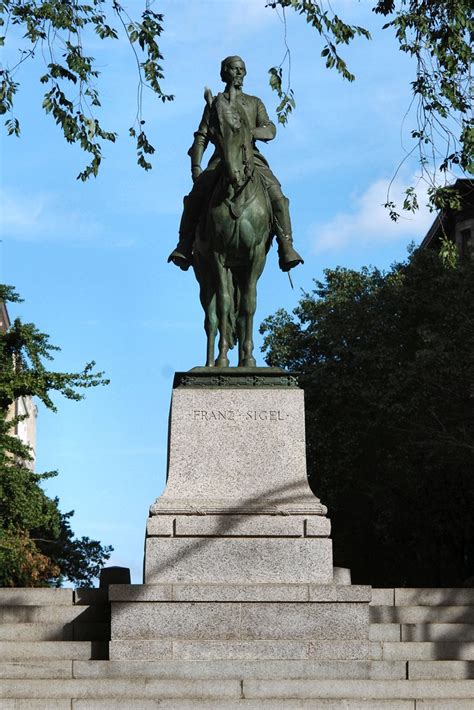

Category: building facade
[420, 178, 474, 258]
[0, 299, 37, 469]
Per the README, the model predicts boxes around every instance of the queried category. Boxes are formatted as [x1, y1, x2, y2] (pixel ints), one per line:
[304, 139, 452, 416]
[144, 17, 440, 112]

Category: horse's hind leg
[236, 311, 245, 366]
[239, 296, 257, 368]
[215, 262, 231, 367]
[195, 254, 217, 367]
[204, 294, 217, 367]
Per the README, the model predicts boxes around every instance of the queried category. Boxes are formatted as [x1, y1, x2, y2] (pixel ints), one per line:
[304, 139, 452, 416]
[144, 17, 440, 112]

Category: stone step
[0, 588, 107, 608]
[407, 660, 474, 680]
[402, 624, 474, 642]
[112, 599, 368, 641]
[371, 641, 474, 660]
[0, 660, 72, 679]
[2, 701, 474, 710]
[0, 605, 110, 624]
[0, 678, 474, 701]
[370, 589, 474, 607]
[370, 587, 474, 606]
[1, 658, 472, 682]
[370, 624, 401, 641]
[69, 700, 474, 710]
[370, 623, 474, 642]
[371, 589, 396, 606]
[0, 678, 240, 700]
[70, 702, 417, 710]
[416, 702, 474, 709]
[241, 679, 474, 700]
[0, 622, 110, 642]
[0, 701, 71, 709]
[73, 589, 109, 606]
[110, 638, 372, 661]
[109, 582, 371, 603]
[394, 589, 474, 607]
[74, 659, 407, 681]
[0, 641, 109, 660]
[0, 589, 74, 607]
[370, 605, 474, 624]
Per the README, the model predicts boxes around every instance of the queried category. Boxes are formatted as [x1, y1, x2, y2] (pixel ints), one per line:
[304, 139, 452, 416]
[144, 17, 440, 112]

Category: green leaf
[5, 117, 20, 136]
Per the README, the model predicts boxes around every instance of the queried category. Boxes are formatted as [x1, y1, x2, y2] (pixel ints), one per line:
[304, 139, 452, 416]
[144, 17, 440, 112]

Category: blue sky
[1, 0, 448, 582]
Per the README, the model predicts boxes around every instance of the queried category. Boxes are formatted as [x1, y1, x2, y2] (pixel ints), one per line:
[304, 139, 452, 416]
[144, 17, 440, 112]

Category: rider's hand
[191, 165, 202, 183]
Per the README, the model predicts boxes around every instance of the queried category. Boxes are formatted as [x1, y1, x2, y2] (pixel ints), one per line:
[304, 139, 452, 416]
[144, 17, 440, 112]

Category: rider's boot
[167, 233, 194, 271]
[273, 197, 304, 272]
[167, 196, 196, 271]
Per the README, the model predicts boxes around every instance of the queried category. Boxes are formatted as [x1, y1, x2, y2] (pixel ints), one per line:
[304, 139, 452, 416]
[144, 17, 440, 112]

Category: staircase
[0, 586, 473, 708]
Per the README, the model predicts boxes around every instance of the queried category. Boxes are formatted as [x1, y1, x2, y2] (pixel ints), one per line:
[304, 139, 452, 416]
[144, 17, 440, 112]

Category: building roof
[420, 178, 474, 250]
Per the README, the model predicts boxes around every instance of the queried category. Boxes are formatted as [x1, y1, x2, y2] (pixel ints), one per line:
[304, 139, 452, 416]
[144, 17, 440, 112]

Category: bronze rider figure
[168, 55, 304, 273]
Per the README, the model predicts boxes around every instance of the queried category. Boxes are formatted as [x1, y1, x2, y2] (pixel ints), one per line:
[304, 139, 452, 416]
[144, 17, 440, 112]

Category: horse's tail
[226, 270, 240, 350]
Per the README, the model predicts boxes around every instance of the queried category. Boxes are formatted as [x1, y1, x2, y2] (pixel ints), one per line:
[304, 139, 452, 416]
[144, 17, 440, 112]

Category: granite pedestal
[110, 369, 371, 661]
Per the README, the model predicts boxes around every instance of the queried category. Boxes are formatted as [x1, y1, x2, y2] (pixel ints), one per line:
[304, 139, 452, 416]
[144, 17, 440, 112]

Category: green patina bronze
[168, 57, 303, 368]
[173, 368, 300, 389]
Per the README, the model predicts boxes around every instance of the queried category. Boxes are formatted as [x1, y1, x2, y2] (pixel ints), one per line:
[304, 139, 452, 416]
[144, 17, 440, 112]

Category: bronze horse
[193, 90, 272, 368]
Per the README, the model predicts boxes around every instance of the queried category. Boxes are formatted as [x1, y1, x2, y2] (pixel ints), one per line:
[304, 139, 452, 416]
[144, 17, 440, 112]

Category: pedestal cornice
[173, 367, 300, 389]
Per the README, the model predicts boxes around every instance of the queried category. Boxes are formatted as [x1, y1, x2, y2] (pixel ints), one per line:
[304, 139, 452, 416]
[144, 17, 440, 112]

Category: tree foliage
[2, 1, 472, 209]
[261, 249, 474, 586]
[0, 285, 112, 586]
[268, 0, 473, 214]
[0, 0, 173, 179]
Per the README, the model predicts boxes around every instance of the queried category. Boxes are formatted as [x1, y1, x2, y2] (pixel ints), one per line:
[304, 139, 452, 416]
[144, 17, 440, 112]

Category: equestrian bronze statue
[168, 56, 303, 367]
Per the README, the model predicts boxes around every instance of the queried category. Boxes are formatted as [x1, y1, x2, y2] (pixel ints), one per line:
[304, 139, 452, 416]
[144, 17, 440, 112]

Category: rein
[224, 170, 259, 220]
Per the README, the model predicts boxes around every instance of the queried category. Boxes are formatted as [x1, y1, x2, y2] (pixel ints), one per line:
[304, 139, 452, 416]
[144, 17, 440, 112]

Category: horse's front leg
[234, 274, 256, 368]
[215, 262, 231, 368]
[239, 294, 256, 368]
[238, 248, 266, 368]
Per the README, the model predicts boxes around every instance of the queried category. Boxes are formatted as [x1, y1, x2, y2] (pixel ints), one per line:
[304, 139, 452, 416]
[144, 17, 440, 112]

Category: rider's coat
[189, 92, 281, 187]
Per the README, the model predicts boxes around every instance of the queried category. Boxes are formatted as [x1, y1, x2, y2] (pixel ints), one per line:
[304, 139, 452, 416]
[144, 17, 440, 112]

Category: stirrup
[279, 255, 304, 272]
[278, 240, 304, 272]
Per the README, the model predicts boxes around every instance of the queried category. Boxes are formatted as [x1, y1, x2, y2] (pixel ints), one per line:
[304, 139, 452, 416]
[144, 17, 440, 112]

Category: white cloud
[310, 177, 434, 253]
[0, 188, 45, 232]
[0, 187, 129, 246]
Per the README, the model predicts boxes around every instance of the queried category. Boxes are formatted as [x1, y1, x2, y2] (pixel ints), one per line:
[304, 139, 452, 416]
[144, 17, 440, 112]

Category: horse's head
[214, 92, 254, 191]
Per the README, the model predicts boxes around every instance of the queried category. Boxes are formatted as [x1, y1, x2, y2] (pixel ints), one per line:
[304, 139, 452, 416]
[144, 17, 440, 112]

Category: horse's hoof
[215, 357, 230, 368]
[239, 357, 256, 368]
